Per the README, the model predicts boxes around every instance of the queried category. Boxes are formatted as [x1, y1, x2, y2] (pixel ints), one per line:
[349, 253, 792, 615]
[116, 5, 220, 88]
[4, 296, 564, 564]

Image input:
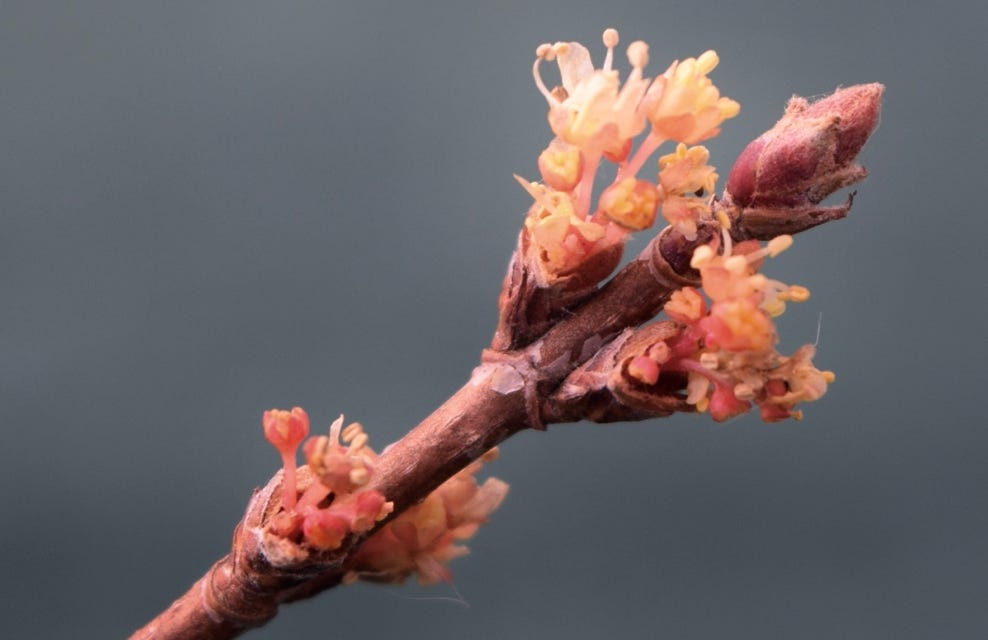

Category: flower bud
[726, 84, 883, 209]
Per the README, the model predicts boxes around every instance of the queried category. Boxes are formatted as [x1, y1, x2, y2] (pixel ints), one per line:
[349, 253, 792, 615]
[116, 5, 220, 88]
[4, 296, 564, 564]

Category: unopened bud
[726, 84, 883, 209]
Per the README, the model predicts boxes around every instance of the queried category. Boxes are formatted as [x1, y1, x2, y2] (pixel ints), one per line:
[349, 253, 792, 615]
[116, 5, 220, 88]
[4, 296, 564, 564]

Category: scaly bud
[726, 84, 883, 209]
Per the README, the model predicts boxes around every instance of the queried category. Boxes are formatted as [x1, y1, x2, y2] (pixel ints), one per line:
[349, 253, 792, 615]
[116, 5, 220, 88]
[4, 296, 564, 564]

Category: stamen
[602, 28, 619, 71]
[690, 244, 715, 268]
[627, 40, 648, 70]
[349, 432, 369, 451]
[734, 383, 755, 401]
[342, 421, 364, 442]
[786, 285, 810, 302]
[766, 234, 793, 257]
[699, 352, 719, 369]
[532, 47, 559, 105]
[720, 224, 733, 256]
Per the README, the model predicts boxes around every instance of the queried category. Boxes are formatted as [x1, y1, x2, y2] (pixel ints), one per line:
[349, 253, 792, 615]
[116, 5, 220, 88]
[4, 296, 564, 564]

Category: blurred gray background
[2, 1, 985, 638]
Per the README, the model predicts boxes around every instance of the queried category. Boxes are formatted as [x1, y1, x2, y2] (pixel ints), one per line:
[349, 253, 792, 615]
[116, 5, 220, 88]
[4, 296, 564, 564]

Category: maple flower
[263, 407, 310, 510]
[533, 28, 651, 157]
[348, 450, 509, 585]
[516, 176, 624, 286]
[532, 29, 654, 219]
[520, 30, 739, 287]
[660, 234, 833, 422]
[263, 413, 393, 551]
[642, 50, 740, 145]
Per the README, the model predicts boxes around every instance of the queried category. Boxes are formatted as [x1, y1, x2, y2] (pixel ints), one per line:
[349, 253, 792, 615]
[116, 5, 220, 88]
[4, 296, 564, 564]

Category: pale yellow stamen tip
[696, 397, 710, 412]
[342, 422, 364, 442]
[697, 50, 719, 74]
[792, 410, 805, 421]
[536, 43, 552, 58]
[822, 370, 836, 383]
[763, 298, 786, 317]
[767, 234, 793, 257]
[716, 210, 732, 229]
[724, 255, 748, 274]
[699, 352, 719, 370]
[734, 383, 755, 401]
[349, 467, 370, 486]
[648, 341, 671, 364]
[691, 244, 715, 268]
[787, 285, 811, 302]
[602, 28, 619, 48]
[627, 41, 648, 69]
[349, 432, 369, 451]
[481, 447, 500, 462]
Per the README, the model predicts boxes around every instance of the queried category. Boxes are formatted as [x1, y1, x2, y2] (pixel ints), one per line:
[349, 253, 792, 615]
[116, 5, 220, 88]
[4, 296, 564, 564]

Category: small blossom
[599, 177, 660, 230]
[660, 234, 832, 422]
[659, 194, 709, 240]
[533, 29, 651, 155]
[658, 143, 718, 195]
[516, 176, 624, 285]
[538, 139, 584, 192]
[642, 51, 740, 144]
[349, 450, 509, 585]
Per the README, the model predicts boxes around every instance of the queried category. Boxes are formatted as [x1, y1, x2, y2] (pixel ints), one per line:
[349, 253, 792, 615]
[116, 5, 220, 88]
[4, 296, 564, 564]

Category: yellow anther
[349, 467, 370, 486]
[716, 209, 732, 229]
[342, 422, 364, 442]
[699, 352, 719, 369]
[690, 244, 715, 268]
[787, 285, 810, 302]
[724, 255, 748, 274]
[349, 432, 369, 451]
[647, 341, 671, 364]
[762, 298, 786, 318]
[627, 41, 648, 69]
[822, 370, 836, 383]
[696, 50, 720, 75]
[766, 234, 793, 257]
[602, 28, 619, 48]
[734, 383, 755, 401]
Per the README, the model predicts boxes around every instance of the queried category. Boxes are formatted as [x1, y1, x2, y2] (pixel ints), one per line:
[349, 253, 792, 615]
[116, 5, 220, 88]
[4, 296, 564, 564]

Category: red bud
[726, 84, 883, 209]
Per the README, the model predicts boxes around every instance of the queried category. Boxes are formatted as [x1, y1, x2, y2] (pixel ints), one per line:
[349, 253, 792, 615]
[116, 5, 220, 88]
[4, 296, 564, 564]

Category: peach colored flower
[643, 51, 739, 144]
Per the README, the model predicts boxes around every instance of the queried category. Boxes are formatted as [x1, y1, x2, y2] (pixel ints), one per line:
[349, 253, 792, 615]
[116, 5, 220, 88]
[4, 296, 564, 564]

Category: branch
[130, 44, 882, 637]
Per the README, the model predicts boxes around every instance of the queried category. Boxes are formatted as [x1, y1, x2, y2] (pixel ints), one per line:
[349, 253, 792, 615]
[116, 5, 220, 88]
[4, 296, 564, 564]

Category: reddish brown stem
[131, 84, 882, 639]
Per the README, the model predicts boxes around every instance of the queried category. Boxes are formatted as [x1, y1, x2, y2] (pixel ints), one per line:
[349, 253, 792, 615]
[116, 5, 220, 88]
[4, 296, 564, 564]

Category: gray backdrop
[3, 1, 986, 638]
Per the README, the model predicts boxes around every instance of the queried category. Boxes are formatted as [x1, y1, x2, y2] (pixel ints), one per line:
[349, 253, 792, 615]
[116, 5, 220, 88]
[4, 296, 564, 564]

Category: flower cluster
[348, 449, 509, 585]
[263, 410, 507, 583]
[265, 413, 394, 550]
[521, 29, 738, 285]
[626, 233, 834, 422]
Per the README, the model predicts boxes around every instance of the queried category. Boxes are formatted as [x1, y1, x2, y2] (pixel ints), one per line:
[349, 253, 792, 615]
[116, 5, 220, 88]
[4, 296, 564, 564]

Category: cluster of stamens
[520, 28, 739, 285]
[627, 232, 835, 422]
[263, 410, 507, 583]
